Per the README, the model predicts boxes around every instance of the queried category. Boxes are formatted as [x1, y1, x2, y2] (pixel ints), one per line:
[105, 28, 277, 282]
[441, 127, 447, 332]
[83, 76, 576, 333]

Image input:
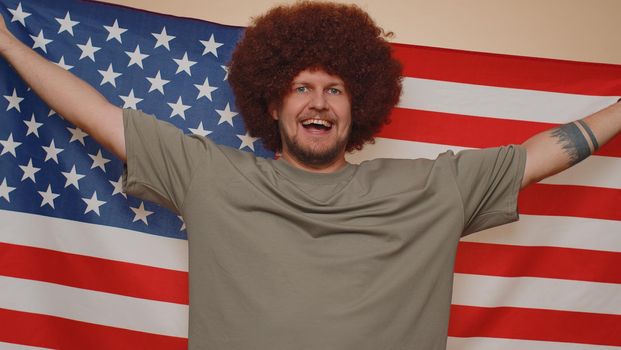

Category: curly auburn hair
[228, 1, 403, 153]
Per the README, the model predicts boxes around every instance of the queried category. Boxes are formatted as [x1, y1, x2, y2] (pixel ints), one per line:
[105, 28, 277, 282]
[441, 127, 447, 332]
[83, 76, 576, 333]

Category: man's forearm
[0, 24, 126, 161]
[521, 100, 621, 188]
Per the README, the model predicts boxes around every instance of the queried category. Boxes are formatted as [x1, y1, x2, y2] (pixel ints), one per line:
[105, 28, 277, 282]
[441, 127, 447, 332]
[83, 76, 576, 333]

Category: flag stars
[30, 30, 53, 53]
[0, 133, 22, 157]
[178, 215, 186, 231]
[188, 121, 211, 137]
[237, 132, 258, 151]
[67, 126, 88, 145]
[119, 89, 143, 109]
[104, 19, 127, 43]
[131, 202, 153, 225]
[62, 165, 85, 189]
[77, 38, 101, 61]
[168, 97, 191, 119]
[8, 3, 30, 26]
[0, 178, 16, 202]
[216, 103, 238, 126]
[125, 45, 149, 68]
[83, 192, 106, 216]
[200, 34, 223, 57]
[55, 56, 73, 71]
[55, 11, 79, 35]
[173, 52, 196, 76]
[38, 184, 60, 209]
[24, 114, 43, 137]
[42, 140, 63, 163]
[194, 77, 218, 101]
[152, 27, 175, 50]
[146, 71, 169, 94]
[221, 65, 229, 81]
[109, 176, 126, 198]
[89, 150, 110, 171]
[4, 89, 24, 112]
[19, 159, 40, 182]
[98, 64, 122, 87]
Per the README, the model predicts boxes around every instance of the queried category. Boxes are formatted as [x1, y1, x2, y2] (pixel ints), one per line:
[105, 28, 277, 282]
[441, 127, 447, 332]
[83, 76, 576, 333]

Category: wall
[98, 0, 621, 65]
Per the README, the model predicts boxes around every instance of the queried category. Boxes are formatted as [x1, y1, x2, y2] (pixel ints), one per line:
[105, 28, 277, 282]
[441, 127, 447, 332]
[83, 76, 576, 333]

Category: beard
[280, 124, 349, 167]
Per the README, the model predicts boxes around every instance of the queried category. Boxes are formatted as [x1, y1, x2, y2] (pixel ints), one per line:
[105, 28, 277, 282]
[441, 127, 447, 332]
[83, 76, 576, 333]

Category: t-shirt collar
[271, 158, 357, 185]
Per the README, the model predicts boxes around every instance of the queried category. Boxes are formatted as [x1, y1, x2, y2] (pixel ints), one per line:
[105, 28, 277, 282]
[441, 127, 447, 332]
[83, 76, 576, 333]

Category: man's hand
[0, 13, 126, 161]
[521, 100, 621, 188]
[0, 12, 18, 54]
[0, 11, 8, 33]
[0, 12, 10, 35]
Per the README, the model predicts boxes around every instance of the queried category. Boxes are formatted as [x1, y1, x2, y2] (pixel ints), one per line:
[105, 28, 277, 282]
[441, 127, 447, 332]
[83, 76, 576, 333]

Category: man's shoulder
[355, 152, 452, 172]
[351, 147, 513, 184]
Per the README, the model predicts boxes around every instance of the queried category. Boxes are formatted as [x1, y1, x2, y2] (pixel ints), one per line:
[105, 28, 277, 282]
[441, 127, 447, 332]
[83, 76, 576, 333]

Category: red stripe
[0, 242, 188, 304]
[455, 242, 621, 284]
[448, 304, 621, 346]
[519, 184, 621, 221]
[379, 107, 621, 157]
[0, 308, 186, 350]
[392, 43, 621, 95]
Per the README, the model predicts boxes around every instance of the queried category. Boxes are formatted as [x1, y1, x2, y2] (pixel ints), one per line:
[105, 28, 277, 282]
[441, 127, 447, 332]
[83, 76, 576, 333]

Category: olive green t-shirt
[123, 109, 526, 350]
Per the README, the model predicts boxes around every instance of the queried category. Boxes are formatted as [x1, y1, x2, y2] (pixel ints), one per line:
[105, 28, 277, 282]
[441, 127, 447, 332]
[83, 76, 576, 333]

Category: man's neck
[279, 153, 348, 174]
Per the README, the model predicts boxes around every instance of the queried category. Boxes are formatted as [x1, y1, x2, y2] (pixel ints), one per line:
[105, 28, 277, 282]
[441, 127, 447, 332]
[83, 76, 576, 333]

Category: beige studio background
[97, 0, 621, 65]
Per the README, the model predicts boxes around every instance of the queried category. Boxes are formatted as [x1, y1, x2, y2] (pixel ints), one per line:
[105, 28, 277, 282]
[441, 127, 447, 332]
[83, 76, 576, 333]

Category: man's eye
[327, 87, 341, 95]
[295, 86, 309, 93]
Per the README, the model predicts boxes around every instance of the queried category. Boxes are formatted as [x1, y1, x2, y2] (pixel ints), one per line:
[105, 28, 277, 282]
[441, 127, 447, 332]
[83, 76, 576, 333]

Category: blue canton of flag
[0, 0, 273, 239]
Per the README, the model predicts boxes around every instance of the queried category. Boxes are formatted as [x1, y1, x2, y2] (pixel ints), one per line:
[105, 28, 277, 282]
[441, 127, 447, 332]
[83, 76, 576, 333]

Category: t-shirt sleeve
[451, 145, 526, 236]
[122, 108, 211, 213]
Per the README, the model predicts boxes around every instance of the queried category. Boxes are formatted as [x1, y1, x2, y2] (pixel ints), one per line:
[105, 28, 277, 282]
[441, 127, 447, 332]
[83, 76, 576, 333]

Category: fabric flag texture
[0, 0, 619, 349]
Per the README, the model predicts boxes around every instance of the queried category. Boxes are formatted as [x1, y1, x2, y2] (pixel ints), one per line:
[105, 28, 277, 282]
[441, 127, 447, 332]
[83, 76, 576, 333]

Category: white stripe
[0, 276, 188, 338]
[541, 153, 621, 189]
[346, 137, 463, 162]
[400, 77, 617, 123]
[452, 273, 621, 315]
[346, 137, 468, 164]
[0, 210, 188, 271]
[0, 342, 51, 350]
[463, 214, 621, 253]
[447, 336, 620, 350]
[347, 137, 621, 189]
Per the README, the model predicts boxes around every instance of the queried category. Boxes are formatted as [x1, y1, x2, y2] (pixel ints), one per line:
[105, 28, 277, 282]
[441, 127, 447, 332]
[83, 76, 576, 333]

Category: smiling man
[271, 69, 353, 172]
[0, 1, 620, 349]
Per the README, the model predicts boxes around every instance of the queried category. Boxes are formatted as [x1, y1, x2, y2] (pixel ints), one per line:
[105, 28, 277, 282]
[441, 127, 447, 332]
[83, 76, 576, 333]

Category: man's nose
[309, 90, 328, 110]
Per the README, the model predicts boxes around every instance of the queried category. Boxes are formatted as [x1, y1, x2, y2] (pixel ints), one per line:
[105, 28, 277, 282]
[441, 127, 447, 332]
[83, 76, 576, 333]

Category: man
[0, 2, 619, 349]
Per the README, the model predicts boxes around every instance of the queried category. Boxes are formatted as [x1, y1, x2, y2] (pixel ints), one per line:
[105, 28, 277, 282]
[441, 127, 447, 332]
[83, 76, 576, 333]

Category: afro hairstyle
[228, 1, 402, 153]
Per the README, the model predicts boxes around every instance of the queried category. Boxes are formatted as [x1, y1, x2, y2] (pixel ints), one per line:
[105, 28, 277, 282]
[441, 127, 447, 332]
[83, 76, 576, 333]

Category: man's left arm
[521, 100, 621, 188]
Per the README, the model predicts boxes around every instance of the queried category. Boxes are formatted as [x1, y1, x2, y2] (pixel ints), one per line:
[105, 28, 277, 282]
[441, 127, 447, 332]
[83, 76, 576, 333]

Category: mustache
[297, 113, 335, 123]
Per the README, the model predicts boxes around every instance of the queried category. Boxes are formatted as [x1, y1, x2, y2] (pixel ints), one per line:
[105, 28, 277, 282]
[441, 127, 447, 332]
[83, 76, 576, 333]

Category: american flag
[0, 0, 619, 349]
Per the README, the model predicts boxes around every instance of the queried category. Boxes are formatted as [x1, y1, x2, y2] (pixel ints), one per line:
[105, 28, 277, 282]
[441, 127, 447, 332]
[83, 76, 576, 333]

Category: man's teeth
[302, 119, 332, 127]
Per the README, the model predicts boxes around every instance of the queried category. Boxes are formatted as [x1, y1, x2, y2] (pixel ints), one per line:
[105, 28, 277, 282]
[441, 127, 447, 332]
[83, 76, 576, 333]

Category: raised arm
[521, 100, 621, 188]
[0, 15, 125, 161]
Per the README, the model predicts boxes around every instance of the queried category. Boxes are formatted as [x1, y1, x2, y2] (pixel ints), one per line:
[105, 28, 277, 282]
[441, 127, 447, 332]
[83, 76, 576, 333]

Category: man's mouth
[301, 118, 333, 131]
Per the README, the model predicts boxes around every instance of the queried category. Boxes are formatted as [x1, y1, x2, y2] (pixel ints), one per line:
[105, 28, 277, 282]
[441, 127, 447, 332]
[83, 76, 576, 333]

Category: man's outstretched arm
[521, 100, 621, 188]
[0, 15, 125, 161]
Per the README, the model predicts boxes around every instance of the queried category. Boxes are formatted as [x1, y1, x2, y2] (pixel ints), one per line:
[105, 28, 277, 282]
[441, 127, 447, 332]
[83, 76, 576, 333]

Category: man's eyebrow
[291, 80, 345, 86]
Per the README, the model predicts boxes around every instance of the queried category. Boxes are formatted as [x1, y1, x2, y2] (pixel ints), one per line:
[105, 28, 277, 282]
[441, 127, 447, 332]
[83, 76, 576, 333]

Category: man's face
[270, 68, 352, 172]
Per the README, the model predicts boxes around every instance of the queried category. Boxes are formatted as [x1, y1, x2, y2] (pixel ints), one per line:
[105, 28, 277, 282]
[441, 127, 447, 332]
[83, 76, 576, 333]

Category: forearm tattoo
[550, 121, 598, 166]
[577, 120, 599, 150]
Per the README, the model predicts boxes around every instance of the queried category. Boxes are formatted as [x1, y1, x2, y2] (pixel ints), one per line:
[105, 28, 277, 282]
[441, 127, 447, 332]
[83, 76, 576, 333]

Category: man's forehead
[291, 68, 346, 85]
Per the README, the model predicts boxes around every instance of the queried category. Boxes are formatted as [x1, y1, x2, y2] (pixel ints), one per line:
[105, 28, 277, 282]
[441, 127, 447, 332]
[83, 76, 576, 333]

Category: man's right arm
[0, 15, 126, 161]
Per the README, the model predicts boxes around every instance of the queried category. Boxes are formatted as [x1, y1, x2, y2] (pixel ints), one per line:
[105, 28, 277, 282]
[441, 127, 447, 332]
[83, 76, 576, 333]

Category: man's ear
[268, 102, 279, 120]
